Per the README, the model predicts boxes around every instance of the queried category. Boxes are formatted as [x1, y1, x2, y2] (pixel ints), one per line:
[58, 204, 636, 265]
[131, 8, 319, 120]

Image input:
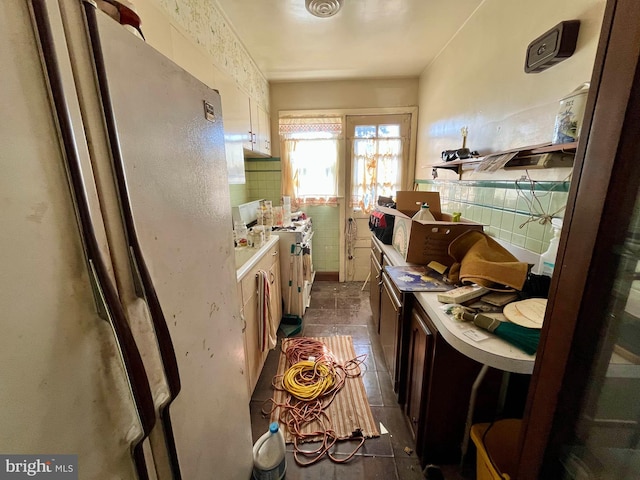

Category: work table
[376, 237, 535, 375]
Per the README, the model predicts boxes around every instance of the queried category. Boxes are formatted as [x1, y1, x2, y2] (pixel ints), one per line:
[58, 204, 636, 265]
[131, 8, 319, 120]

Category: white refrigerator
[1, 1, 252, 478]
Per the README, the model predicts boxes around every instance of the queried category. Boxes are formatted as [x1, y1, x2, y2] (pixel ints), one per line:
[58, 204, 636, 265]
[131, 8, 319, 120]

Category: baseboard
[314, 271, 339, 281]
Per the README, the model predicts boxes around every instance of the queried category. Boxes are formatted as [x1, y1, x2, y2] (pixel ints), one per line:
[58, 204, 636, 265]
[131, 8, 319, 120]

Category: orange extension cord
[262, 337, 368, 466]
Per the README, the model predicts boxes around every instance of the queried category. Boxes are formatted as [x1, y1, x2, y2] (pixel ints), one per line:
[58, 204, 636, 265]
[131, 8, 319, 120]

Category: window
[348, 115, 409, 213]
[279, 116, 342, 206]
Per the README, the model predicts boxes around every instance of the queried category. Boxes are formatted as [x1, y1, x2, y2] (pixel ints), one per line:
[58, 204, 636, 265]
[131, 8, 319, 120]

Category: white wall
[270, 78, 419, 157]
[135, 0, 269, 109]
[416, 0, 606, 181]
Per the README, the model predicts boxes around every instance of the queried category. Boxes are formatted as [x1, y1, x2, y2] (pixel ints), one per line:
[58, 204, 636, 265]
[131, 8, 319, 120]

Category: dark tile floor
[249, 281, 476, 480]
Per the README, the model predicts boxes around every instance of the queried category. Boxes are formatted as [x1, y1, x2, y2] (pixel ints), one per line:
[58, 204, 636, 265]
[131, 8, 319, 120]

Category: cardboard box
[378, 191, 483, 266]
[395, 191, 442, 217]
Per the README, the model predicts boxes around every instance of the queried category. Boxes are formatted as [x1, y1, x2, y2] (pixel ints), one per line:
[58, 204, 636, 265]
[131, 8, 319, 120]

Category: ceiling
[214, 0, 484, 82]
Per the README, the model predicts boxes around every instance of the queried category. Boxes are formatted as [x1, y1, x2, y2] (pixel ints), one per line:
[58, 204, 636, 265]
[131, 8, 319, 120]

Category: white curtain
[279, 116, 342, 207]
[351, 137, 403, 213]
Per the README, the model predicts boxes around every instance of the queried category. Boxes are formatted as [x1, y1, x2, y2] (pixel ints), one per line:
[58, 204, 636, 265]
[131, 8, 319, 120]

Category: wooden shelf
[523, 141, 577, 155]
[430, 142, 578, 178]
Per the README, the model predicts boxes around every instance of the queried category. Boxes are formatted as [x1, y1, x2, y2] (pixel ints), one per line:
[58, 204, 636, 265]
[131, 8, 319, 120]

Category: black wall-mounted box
[524, 20, 580, 73]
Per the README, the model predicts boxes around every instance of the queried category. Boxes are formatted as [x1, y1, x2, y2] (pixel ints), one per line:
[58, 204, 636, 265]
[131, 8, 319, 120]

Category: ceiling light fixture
[305, 0, 343, 18]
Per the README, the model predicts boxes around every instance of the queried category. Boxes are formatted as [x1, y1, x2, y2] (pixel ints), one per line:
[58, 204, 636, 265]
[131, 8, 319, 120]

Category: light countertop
[377, 237, 640, 378]
[235, 236, 279, 282]
[376, 237, 536, 374]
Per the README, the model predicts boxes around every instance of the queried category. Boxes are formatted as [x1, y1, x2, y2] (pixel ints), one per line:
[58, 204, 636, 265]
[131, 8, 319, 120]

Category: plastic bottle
[281, 196, 292, 227]
[412, 203, 436, 222]
[252, 422, 286, 480]
[258, 200, 273, 238]
[234, 221, 248, 248]
[539, 218, 563, 276]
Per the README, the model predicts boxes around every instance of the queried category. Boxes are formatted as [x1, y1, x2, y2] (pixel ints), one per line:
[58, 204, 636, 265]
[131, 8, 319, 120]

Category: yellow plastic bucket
[470, 419, 522, 480]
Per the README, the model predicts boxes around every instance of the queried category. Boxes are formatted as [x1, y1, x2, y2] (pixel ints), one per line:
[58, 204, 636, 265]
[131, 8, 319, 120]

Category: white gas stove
[272, 217, 313, 244]
[271, 217, 314, 317]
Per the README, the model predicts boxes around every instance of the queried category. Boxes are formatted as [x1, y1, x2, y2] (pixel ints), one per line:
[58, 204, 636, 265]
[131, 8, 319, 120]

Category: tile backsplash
[303, 206, 340, 272]
[244, 158, 281, 204]
[234, 159, 568, 271]
[416, 179, 570, 254]
[237, 157, 340, 272]
[229, 184, 248, 207]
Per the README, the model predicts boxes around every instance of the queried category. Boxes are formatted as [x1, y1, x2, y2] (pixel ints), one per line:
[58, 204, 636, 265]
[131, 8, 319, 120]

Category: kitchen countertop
[376, 237, 536, 374]
[235, 236, 279, 282]
[376, 237, 640, 378]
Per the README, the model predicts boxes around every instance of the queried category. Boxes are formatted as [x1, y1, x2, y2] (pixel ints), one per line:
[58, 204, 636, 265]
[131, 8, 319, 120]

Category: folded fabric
[448, 230, 529, 291]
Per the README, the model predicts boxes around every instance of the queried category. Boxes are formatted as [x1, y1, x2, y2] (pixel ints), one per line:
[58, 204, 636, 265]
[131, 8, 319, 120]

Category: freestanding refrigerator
[0, 1, 253, 478]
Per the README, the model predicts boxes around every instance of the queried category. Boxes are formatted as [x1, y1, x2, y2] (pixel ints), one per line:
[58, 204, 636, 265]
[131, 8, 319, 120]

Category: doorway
[342, 114, 412, 281]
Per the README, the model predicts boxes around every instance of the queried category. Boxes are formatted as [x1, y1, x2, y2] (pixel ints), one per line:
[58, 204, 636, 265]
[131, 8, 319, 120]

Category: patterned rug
[269, 335, 380, 444]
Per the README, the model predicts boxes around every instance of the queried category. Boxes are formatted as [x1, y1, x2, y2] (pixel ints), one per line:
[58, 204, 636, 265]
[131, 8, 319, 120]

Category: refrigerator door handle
[88, 258, 110, 321]
[128, 245, 146, 299]
[30, 1, 157, 478]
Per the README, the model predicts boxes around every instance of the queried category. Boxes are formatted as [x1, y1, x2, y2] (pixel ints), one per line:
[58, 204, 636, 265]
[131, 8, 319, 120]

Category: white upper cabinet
[256, 103, 271, 156]
[212, 66, 250, 184]
[244, 98, 271, 158]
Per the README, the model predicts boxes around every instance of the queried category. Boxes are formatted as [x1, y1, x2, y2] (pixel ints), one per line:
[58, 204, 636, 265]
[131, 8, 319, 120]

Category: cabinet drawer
[381, 260, 402, 304]
[240, 244, 279, 306]
[267, 244, 279, 268]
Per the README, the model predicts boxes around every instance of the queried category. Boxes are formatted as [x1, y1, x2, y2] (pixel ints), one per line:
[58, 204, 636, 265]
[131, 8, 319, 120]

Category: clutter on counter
[537, 218, 563, 276]
[375, 191, 483, 266]
[437, 285, 488, 304]
[460, 310, 540, 355]
[234, 220, 248, 248]
[411, 202, 436, 222]
[368, 189, 552, 355]
[448, 230, 529, 291]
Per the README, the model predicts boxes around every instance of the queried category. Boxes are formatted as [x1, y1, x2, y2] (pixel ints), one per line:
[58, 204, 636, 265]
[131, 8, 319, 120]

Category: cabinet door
[238, 283, 251, 396]
[240, 248, 280, 397]
[242, 95, 258, 153]
[211, 66, 250, 184]
[380, 273, 402, 391]
[245, 98, 272, 157]
[405, 306, 433, 443]
[370, 251, 382, 333]
[418, 330, 502, 465]
[257, 104, 271, 155]
[242, 281, 260, 395]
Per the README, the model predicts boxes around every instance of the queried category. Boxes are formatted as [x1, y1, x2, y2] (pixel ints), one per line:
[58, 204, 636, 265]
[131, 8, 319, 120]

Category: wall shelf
[431, 141, 578, 179]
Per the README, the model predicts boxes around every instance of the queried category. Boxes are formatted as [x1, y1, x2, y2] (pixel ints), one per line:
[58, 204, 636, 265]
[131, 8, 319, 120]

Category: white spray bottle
[539, 218, 563, 277]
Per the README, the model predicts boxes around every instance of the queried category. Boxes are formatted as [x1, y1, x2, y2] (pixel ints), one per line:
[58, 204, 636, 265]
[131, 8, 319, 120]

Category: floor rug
[269, 335, 380, 444]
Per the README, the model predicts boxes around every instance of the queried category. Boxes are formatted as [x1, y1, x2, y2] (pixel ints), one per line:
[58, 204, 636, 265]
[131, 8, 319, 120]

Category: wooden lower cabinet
[238, 243, 281, 396]
[370, 240, 530, 466]
[419, 336, 499, 464]
[404, 297, 511, 466]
